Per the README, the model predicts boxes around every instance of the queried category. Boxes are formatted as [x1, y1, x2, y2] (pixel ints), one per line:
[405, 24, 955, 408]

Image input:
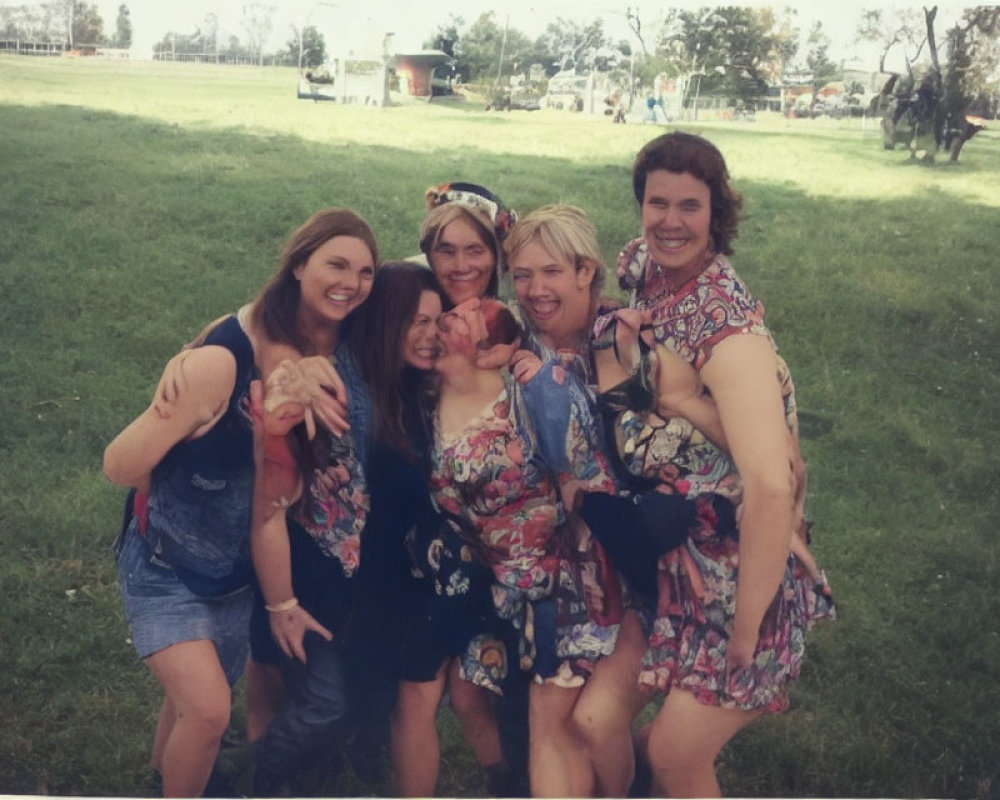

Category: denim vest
[337, 342, 372, 473]
[145, 316, 256, 595]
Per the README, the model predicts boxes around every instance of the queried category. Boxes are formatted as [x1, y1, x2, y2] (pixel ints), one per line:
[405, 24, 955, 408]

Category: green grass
[1, 55, 998, 797]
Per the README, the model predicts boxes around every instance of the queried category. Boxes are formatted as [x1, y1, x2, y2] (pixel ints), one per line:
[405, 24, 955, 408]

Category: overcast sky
[93, 0, 968, 71]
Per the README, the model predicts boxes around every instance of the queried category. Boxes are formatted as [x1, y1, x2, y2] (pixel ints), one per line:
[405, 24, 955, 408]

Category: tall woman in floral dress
[610, 131, 835, 797]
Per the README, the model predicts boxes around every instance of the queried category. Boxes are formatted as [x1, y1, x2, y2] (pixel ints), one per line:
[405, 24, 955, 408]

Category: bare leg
[245, 659, 284, 743]
[150, 697, 175, 775]
[573, 611, 649, 796]
[447, 658, 503, 768]
[529, 681, 592, 797]
[647, 688, 761, 798]
[144, 640, 232, 797]
[390, 660, 449, 797]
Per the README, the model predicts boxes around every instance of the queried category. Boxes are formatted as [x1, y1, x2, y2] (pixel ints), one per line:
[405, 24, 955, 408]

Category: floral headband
[424, 181, 517, 242]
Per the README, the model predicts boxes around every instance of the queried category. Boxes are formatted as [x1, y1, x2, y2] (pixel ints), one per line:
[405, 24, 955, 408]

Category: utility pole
[496, 14, 509, 85]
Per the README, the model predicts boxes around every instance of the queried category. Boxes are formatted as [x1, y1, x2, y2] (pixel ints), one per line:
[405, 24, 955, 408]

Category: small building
[393, 50, 453, 97]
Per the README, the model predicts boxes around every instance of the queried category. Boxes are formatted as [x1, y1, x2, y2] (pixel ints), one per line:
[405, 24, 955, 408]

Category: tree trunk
[925, 6, 939, 70]
[949, 120, 986, 162]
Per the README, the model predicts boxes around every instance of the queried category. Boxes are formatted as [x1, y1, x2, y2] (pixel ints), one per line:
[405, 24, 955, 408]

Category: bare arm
[248, 380, 333, 663]
[700, 334, 795, 672]
[103, 346, 237, 493]
[653, 343, 728, 449]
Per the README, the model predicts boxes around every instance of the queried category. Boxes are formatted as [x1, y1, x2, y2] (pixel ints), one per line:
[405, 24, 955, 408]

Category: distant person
[104, 208, 376, 797]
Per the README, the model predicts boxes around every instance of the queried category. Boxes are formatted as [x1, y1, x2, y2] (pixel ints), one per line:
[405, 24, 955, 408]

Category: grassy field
[1, 55, 998, 798]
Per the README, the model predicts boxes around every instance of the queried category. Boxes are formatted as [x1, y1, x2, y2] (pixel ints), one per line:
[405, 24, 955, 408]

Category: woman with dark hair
[104, 207, 377, 798]
[249, 262, 453, 795]
[609, 131, 835, 796]
[338, 262, 450, 783]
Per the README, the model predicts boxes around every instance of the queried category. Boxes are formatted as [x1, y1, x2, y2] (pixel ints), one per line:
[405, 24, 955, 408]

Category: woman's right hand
[653, 344, 704, 418]
[509, 348, 543, 384]
[264, 357, 350, 439]
[268, 603, 334, 663]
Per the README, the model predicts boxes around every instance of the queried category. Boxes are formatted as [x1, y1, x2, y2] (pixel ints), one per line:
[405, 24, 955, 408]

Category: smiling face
[429, 216, 497, 305]
[510, 241, 594, 350]
[294, 235, 376, 327]
[641, 170, 713, 285]
[401, 290, 443, 370]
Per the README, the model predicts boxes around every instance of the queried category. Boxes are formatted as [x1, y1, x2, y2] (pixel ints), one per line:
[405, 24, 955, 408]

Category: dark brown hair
[632, 132, 742, 256]
[347, 261, 449, 456]
[250, 208, 379, 355]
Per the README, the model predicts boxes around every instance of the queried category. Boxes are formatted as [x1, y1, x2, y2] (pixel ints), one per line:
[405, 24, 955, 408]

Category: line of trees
[423, 12, 631, 85]
[421, 5, 998, 125]
[422, 7, 805, 110]
[0, 2, 131, 48]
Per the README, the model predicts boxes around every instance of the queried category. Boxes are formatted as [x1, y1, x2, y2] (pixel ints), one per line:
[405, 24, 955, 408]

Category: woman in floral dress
[424, 296, 626, 797]
[604, 131, 835, 797]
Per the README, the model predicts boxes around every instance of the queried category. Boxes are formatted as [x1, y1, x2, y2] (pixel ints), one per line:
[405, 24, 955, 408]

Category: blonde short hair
[503, 204, 605, 298]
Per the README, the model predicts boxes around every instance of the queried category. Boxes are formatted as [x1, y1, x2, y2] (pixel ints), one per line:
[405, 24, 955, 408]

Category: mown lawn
[1, 55, 998, 797]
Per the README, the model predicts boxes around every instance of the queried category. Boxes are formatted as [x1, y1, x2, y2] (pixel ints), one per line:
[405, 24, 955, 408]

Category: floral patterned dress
[604, 238, 835, 714]
[290, 344, 369, 579]
[429, 371, 623, 689]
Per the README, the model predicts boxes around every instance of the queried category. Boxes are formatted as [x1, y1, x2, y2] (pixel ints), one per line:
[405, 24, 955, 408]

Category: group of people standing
[104, 131, 834, 798]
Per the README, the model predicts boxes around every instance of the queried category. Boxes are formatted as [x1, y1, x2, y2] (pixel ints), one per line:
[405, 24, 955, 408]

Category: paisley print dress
[603, 239, 835, 713]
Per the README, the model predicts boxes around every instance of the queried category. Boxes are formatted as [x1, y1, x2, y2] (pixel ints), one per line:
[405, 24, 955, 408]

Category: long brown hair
[347, 262, 449, 457]
[250, 208, 379, 355]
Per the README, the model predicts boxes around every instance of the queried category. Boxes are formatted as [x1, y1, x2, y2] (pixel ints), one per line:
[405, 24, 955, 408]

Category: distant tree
[855, 7, 926, 74]
[202, 12, 219, 58]
[939, 5, 1000, 160]
[539, 16, 609, 73]
[112, 4, 131, 48]
[625, 6, 649, 58]
[453, 12, 504, 83]
[805, 21, 840, 106]
[288, 24, 325, 70]
[71, 1, 104, 45]
[241, 2, 274, 66]
[874, 5, 998, 161]
[652, 7, 790, 110]
[424, 16, 463, 57]
[0, 5, 46, 39]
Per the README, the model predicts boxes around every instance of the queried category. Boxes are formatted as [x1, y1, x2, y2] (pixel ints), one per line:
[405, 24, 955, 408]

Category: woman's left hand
[269, 604, 333, 663]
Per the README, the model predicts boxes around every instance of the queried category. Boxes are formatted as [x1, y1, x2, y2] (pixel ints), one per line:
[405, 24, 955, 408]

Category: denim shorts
[117, 520, 252, 687]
